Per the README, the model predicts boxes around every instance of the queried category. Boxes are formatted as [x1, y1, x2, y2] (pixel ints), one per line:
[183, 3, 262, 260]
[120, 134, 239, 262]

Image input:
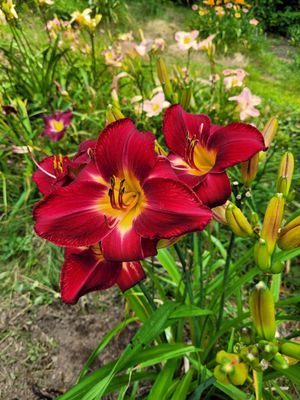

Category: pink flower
[42, 111, 72, 141]
[229, 87, 261, 121]
[175, 31, 199, 51]
[250, 18, 259, 26]
[142, 92, 169, 117]
[103, 48, 122, 67]
[135, 39, 153, 56]
[242, 7, 249, 13]
[223, 68, 247, 90]
[225, 2, 233, 8]
[196, 34, 216, 51]
[152, 38, 165, 52]
[192, 4, 199, 11]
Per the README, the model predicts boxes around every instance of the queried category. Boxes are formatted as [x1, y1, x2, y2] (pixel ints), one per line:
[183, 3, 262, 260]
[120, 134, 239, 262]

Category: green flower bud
[261, 194, 285, 254]
[226, 202, 253, 237]
[254, 239, 271, 272]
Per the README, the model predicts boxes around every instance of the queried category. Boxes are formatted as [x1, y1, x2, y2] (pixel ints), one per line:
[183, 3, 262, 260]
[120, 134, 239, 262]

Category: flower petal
[194, 172, 232, 208]
[208, 123, 266, 170]
[33, 180, 112, 247]
[101, 226, 157, 261]
[116, 262, 146, 292]
[32, 155, 72, 195]
[163, 105, 211, 158]
[61, 248, 121, 304]
[96, 118, 157, 183]
[135, 178, 212, 239]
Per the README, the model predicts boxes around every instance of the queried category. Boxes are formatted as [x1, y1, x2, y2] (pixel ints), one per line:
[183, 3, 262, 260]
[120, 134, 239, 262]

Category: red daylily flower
[163, 105, 266, 207]
[34, 119, 212, 262]
[42, 110, 72, 141]
[61, 244, 146, 304]
[32, 140, 96, 195]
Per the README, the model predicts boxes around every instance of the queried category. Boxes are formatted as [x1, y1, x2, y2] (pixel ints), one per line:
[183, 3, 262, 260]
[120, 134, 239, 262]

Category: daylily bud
[276, 152, 294, 197]
[241, 153, 259, 187]
[225, 202, 253, 237]
[106, 105, 125, 124]
[212, 202, 228, 225]
[249, 281, 276, 341]
[262, 117, 278, 148]
[258, 340, 278, 361]
[278, 215, 300, 250]
[261, 193, 285, 254]
[271, 353, 289, 370]
[179, 86, 192, 109]
[157, 58, 173, 101]
[270, 260, 284, 274]
[254, 239, 271, 272]
[279, 341, 300, 361]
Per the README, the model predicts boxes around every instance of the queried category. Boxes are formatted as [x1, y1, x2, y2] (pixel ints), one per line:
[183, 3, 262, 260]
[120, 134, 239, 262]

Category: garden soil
[0, 290, 137, 400]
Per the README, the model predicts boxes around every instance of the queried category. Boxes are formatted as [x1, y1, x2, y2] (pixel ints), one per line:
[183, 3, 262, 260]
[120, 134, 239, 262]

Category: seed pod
[225, 202, 253, 237]
[270, 260, 284, 274]
[157, 58, 173, 101]
[254, 239, 271, 272]
[249, 281, 276, 341]
[278, 215, 300, 250]
[279, 341, 300, 361]
[261, 194, 285, 254]
[262, 117, 278, 148]
[241, 153, 259, 187]
[271, 353, 289, 370]
[276, 152, 294, 197]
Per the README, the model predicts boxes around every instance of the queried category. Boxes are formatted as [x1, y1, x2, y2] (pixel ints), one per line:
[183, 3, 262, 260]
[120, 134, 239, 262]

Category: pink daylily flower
[42, 111, 72, 141]
[196, 34, 216, 51]
[229, 87, 261, 121]
[135, 39, 153, 56]
[175, 31, 199, 51]
[143, 92, 170, 117]
[223, 68, 247, 90]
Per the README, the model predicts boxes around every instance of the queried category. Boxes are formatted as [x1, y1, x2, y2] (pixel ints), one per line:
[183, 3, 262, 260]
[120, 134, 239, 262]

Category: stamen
[108, 187, 117, 209]
[27, 146, 56, 179]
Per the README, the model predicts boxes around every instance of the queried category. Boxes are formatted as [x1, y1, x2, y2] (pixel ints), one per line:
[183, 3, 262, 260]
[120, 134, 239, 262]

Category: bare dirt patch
[0, 291, 135, 399]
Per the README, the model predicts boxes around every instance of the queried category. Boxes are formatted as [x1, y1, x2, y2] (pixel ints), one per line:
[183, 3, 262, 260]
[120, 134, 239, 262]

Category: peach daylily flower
[229, 87, 261, 121]
[175, 31, 199, 51]
[103, 48, 122, 67]
[142, 92, 169, 117]
[250, 18, 259, 26]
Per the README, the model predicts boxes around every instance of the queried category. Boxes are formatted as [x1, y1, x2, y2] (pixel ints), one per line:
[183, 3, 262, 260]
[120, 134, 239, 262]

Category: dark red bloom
[34, 118, 212, 262]
[32, 155, 72, 195]
[61, 244, 146, 304]
[42, 111, 72, 141]
[163, 105, 266, 207]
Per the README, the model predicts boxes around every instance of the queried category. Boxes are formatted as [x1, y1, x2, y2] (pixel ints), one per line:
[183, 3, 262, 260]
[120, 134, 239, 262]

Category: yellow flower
[235, 12, 241, 18]
[199, 8, 209, 16]
[1, 0, 18, 20]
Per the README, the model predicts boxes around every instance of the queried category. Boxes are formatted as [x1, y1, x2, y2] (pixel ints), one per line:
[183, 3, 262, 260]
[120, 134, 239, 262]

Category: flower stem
[216, 232, 235, 330]
[138, 281, 157, 311]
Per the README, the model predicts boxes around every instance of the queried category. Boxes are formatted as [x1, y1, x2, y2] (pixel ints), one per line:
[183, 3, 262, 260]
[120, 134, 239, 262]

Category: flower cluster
[194, 0, 256, 22]
[175, 31, 215, 52]
[32, 105, 265, 304]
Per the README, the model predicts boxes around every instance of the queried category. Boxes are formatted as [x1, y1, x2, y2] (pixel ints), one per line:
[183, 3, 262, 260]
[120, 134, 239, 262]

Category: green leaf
[78, 317, 137, 381]
[157, 249, 182, 289]
[271, 383, 293, 400]
[169, 304, 212, 319]
[80, 301, 178, 400]
[274, 248, 300, 263]
[253, 370, 263, 400]
[148, 359, 178, 400]
[170, 369, 194, 400]
[190, 376, 216, 400]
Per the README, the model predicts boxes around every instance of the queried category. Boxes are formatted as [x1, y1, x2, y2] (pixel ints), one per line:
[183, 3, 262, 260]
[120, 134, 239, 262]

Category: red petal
[163, 104, 211, 158]
[32, 155, 71, 195]
[135, 178, 212, 239]
[194, 172, 231, 208]
[33, 180, 112, 247]
[208, 123, 266, 171]
[168, 154, 203, 188]
[101, 226, 157, 261]
[96, 119, 157, 183]
[61, 248, 121, 304]
[116, 262, 146, 292]
[147, 156, 179, 180]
